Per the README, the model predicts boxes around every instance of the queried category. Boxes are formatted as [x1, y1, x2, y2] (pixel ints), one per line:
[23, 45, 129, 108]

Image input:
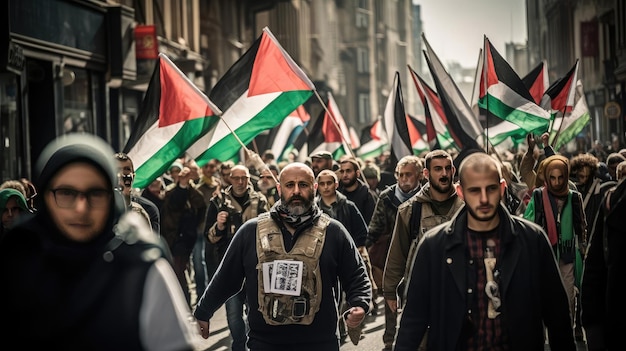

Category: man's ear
[456, 183, 464, 201]
[500, 178, 507, 197]
[276, 183, 282, 197]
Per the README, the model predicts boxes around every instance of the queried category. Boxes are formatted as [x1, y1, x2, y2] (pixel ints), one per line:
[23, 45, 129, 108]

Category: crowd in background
[1, 131, 625, 350]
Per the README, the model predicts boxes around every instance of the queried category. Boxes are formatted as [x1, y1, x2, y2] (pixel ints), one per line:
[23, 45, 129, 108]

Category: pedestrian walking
[395, 152, 576, 351]
[194, 162, 371, 351]
[0, 133, 197, 350]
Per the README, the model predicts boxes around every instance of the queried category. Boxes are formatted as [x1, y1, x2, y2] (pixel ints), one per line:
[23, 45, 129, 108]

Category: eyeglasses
[258, 175, 274, 179]
[230, 176, 249, 183]
[49, 188, 112, 209]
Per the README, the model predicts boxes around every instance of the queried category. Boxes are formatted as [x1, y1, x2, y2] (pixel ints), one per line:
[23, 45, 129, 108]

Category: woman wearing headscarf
[0, 188, 30, 241]
[0, 134, 197, 350]
[524, 155, 587, 327]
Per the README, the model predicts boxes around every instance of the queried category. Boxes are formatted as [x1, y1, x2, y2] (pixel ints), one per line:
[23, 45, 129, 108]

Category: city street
[193, 296, 389, 351]
[192, 295, 588, 351]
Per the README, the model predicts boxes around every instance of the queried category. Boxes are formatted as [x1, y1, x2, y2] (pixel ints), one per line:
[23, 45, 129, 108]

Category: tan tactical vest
[404, 197, 464, 283]
[256, 212, 330, 325]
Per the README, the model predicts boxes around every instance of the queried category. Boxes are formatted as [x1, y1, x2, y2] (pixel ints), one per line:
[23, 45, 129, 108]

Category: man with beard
[310, 150, 334, 177]
[338, 157, 378, 224]
[203, 164, 269, 351]
[114, 152, 158, 235]
[194, 163, 371, 350]
[366, 155, 423, 351]
[570, 153, 608, 233]
[383, 150, 464, 329]
[256, 164, 280, 207]
[383, 150, 463, 313]
[395, 153, 576, 351]
[524, 155, 586, 329]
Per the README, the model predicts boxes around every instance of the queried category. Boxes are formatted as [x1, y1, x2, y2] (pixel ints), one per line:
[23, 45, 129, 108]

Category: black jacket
[194, 205, 371, 348]
[581, 180, 626, 350]
[395, 204, 576, 351]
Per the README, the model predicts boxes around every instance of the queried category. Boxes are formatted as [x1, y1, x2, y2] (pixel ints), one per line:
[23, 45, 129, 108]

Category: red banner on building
[135, 25, 159, 59]
[581, 21, 598, 57]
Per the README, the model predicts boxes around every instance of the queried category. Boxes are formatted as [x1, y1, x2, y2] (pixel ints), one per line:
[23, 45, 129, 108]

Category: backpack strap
[409, 201, 423, 242]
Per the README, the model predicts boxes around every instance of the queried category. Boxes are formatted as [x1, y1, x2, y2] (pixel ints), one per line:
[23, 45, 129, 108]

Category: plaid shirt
[465, 228, 509, 351]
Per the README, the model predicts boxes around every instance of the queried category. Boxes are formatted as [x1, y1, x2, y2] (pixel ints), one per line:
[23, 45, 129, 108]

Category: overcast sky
[415, 0, 527, 68]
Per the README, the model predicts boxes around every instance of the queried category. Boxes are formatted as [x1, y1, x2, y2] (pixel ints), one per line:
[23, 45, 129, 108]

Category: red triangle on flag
[248, 30, 313, 97]
[159, 57, 217, 127]
[322, 108, 343, 143]
[479, 39, 499, 98]
[405, 114, 422, 146]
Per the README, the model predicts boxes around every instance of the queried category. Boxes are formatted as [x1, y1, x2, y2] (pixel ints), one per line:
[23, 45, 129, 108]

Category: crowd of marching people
[0, 131, 625, 351]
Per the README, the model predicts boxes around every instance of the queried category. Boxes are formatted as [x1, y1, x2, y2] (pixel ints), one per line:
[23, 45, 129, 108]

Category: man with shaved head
[396, 152, 575, 351]
[194, 163, 371, 350]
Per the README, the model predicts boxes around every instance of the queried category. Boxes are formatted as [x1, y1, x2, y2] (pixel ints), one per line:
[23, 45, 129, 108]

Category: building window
[63, 67, 93, 134]
[357, 47, 369, 73]
[356, 0, 368, 9]
[358, 93, 370, 124]
[356, 10, 368, 28]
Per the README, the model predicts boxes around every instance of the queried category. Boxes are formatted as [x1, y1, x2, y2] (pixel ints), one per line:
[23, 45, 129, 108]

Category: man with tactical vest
[194, 163, 371, 351]
[203, 164, 269, 351]
[383, 150, 464, 349]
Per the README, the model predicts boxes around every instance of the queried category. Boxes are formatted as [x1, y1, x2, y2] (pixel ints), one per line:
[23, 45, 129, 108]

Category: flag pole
[312, 90, 371, 186]
[213, 114, 278, 183]
[482, 36, 489, 151]
[312, 90, 359, 160]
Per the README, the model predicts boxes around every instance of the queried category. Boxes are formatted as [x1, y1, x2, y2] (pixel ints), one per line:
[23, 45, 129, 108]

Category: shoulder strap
[410, 201, 422, 241]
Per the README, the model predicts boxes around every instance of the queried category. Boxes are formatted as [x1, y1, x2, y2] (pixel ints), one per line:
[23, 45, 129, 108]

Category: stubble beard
[430, 176, 451, 195]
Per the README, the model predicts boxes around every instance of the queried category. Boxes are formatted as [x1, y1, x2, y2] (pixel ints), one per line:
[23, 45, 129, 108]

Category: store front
[1, 0, 135, 181]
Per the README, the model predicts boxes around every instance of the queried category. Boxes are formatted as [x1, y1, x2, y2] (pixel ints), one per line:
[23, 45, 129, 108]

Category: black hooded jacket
[0, 134, 193, 350]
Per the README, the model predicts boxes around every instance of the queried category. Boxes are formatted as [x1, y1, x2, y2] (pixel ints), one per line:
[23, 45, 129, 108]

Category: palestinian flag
[123, 53, 222, 189]
[422, 34, 484, 151]
[409, 65, 455, 150]
[478, 36, 551, 134]
[423, 35, 484, 149]
[185, 27, 315, 165]
[522, 60, 549, 105]
[407, 114, 430, 155]
[481, 60, 550, 147]
[550, 80, 590, 151]
[487, 120, 529, 147]
[356, 118, 388, 160]
[306, 92, 353, 160]
[541, 60, 579, 116]
[383, 71, 422, 164]
[268, 104, 310, 162]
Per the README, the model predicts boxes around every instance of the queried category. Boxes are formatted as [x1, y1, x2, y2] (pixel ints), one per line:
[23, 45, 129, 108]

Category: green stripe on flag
[479, 95, 550, 134]
[133, 116, 219, 188]
[551, 113, 590, 151]
[195, 90, 312, 164]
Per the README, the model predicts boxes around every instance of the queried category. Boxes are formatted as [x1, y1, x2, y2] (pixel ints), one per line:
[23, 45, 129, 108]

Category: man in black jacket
[396, 152, 575, 351]
[337, 157, 377, 224]
[194, 163, 371, 351]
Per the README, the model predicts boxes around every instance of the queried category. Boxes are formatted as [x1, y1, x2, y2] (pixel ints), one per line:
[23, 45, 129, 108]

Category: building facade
[526, 0, 626, 150]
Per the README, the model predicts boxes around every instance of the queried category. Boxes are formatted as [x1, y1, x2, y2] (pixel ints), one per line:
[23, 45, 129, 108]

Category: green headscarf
[0, 189, 29, 213]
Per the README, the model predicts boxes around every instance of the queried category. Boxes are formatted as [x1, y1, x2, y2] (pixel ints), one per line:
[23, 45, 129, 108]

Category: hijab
[541, 155, 570, 197]
[25, 133, 125, 260]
